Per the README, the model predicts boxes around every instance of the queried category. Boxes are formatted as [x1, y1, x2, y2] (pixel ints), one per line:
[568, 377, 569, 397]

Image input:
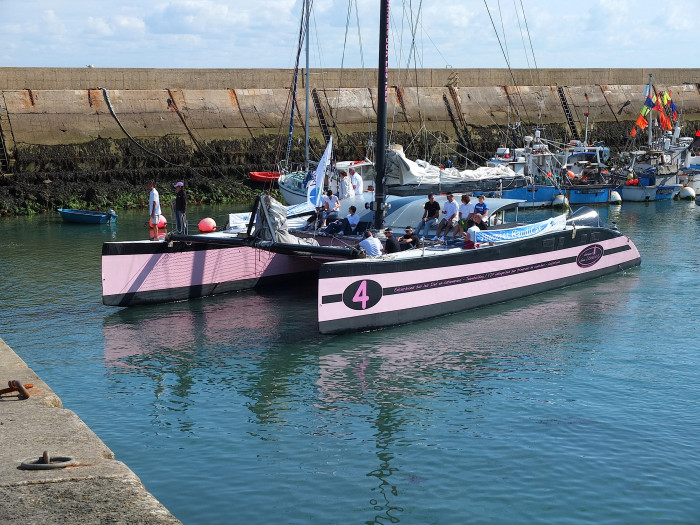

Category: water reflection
[312, 271, 643, 522]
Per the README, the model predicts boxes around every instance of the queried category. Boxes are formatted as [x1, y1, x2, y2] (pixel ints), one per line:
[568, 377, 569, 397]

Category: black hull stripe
[319, 258, 641, 334]
[103, 270, 319, 307]
[321, 245, 632, 305]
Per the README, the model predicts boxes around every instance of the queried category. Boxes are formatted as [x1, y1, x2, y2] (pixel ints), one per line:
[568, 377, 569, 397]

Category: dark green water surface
[1, 201, 699, 524]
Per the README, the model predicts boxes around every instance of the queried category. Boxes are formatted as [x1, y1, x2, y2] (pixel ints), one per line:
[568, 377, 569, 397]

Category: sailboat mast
[374, 0, 389, 229]
[304, 0, 310, 172]
[647, 73, 653, 148]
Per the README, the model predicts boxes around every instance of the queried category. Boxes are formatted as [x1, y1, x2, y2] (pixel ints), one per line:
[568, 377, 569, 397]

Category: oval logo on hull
[577, 244, 604, 268]
[342, 279, 383, 310]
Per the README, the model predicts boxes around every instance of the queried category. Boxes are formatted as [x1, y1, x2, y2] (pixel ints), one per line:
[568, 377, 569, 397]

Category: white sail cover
[256, 195, 320, 246]
[385, 146, 520, 186]
[473, 214, 567, 244]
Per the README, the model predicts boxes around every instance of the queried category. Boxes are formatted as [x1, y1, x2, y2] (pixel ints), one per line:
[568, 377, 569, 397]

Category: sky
[0, 0, 697, 70]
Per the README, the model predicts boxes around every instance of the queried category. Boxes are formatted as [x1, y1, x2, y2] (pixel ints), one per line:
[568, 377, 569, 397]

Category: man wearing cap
[174, 181, 188, 234]
[398, 226, 419, 251]
[359, 230, 382, 256]
[383, 227, 400, 253]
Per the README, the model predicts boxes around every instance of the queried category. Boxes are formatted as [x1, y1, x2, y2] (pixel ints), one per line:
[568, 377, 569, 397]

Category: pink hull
[318, 232, 641, 334]
[102, 242, 320, 306]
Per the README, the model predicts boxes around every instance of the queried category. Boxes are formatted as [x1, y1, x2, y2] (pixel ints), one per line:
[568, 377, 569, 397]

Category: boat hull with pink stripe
[102, 239, 323, 307]
[318, 227, 640, 334]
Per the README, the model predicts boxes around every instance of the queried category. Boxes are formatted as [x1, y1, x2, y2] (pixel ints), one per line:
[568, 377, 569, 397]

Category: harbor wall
[0, 337, 181, 523]
[0, 68, 698, 213]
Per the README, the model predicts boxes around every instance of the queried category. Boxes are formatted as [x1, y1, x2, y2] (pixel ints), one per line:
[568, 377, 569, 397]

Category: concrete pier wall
[0, 337, 180, 523]
[0, 68, 699, 174]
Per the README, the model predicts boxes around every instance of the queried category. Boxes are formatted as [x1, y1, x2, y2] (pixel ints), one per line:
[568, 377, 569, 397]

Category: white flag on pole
[307, 136, 333, 208]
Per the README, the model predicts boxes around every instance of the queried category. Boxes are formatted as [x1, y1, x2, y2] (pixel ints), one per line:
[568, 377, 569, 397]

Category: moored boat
[249, 171, 281, 183]
[58, 208, 117, 224]
[317, 208, 641, 334]
[314, 0, 640, 334]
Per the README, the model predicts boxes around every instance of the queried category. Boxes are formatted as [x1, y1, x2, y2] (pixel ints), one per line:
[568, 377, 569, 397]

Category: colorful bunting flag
[659, 112, 672, 131]
[669, 100, 678, 120]
[635, 114, 648, 130]
[630, 126, 637, 137]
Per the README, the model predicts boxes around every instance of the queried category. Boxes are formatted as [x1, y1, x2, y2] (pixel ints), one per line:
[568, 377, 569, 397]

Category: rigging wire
[483, 0, 533, 128]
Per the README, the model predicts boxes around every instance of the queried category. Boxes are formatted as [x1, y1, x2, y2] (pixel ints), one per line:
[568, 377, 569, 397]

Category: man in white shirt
[359, 230, 382, 256]
[321, 190, 340, 227]
[350, 168, 363, 195]
[432, 193, 458, 240]
[339, 170, 353, 200]
[148, 181, 162, 240]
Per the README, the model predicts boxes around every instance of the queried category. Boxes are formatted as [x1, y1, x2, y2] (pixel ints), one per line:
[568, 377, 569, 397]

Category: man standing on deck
[148, 181, 162, 240]
[174, 181, 188, 235]
[350, 167, 363, 195]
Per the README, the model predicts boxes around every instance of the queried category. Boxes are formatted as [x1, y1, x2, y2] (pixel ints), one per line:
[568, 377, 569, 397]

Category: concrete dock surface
[0, 337, 181, 524]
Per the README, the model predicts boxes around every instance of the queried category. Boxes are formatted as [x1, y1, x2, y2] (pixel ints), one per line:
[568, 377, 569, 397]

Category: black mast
[373, 0, 389, 229]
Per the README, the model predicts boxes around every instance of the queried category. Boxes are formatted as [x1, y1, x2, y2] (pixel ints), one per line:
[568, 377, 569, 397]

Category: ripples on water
[1, 203, 699, 523]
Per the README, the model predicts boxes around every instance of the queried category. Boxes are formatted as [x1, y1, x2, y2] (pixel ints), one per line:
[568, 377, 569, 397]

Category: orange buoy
[198, 217, 217, 232]
[149, 215, 167, 228]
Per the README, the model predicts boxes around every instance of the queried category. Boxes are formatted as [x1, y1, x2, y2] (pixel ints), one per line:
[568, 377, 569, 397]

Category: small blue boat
[58, 208, 118, 224]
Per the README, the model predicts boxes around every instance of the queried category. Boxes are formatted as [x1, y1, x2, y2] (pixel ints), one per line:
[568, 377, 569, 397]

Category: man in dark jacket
[174, 181, 188, 234]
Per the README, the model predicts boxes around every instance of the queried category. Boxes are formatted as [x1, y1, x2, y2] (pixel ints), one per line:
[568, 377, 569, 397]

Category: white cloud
[0, 0, 698, 68]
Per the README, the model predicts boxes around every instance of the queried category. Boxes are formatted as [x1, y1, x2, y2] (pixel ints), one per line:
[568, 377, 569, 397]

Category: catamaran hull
[102, 240, 322, 307]
[317, 228, 640, 334]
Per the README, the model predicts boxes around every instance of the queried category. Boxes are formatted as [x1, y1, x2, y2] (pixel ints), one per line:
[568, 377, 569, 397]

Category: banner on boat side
[474, 214, 567, 244]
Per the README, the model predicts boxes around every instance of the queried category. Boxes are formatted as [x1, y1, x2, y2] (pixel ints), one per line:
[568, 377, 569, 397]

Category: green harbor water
[1, 200, 699, 524]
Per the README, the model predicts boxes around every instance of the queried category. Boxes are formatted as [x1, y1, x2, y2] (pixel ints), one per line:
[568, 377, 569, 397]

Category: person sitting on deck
[382, 227, 401, 253]
[325, 206, 360, 235]
[451, 194, 475, 240]
[462, 229, 476, 250]
[467, 195, 489, 227]
[469, 213, 488, 231]
[432, 193, 458, 241]
[415, 193, 440, 239]
[398, 226, 419, 251]
[320, 190, 340, 227]
[359, 230, 382, 256]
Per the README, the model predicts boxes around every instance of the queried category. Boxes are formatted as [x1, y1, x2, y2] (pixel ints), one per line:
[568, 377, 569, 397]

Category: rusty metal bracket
[0, 380, 33, 399]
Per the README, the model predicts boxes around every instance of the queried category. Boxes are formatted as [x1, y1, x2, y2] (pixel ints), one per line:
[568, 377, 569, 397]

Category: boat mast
[373, 0, 389, 229]
[647, 73, 653, 148]
[304, 0, 310, 172]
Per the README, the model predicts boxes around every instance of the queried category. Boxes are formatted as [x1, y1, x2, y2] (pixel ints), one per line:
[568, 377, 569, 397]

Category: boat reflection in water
[314, 272, 640, 522]
[102, 285, 319, 369]
[101, 268, 640, 522]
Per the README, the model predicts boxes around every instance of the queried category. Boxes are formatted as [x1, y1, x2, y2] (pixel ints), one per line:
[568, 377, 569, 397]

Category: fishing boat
[611, 74, 683, 201]
[314, 0, 641, 334]
[479, 133, 615, 207]
[249, 171, 281, 183]
[58, 208, 117, 224]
